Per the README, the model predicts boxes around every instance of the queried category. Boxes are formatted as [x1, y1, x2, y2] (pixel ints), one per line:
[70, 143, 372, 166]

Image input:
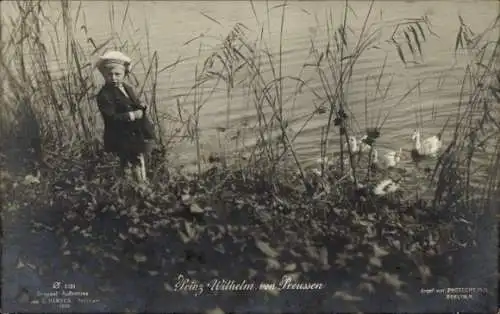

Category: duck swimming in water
[411, 129, 442, 158]
[345, 135, 372, 153]
[373, 148, 403, 168]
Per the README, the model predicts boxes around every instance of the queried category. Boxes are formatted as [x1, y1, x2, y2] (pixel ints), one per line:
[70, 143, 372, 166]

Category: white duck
[373, 178, 401, 196]
[345, 136, 401, 168]
[359, 135, 374, 153]
[411, 130, 442, 158]
[344, 135, 372, 153]
[372, 148, 403, 168]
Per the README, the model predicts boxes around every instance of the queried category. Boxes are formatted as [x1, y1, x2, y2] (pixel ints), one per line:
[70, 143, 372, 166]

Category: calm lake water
[3, 1, 499, 178]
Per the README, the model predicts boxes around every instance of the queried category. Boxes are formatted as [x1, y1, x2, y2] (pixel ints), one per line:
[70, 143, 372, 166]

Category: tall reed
[0, 0, 174, 167]
[192, 0, 440, 189]
[430, 14, 500, 214]
[2, 0, 498, 211]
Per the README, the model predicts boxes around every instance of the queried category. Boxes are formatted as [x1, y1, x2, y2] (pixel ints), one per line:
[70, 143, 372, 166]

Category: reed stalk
[0, 0, 171, 165]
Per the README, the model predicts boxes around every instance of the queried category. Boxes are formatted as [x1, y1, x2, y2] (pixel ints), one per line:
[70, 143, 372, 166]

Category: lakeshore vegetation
[1, 0, 499, 312]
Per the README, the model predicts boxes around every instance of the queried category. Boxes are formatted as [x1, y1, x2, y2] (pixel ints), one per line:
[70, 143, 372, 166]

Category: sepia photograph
[1, 0, 499, 312]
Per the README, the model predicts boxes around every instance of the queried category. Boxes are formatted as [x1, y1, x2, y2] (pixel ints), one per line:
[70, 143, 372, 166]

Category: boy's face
[103, 64, 125, 86]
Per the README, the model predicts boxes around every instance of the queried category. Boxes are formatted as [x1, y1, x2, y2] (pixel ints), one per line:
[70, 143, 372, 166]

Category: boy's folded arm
[124, 84, 147, 110]
[133, 110, 143, 119]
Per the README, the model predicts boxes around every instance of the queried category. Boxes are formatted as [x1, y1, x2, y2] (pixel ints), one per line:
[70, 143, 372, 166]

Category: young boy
[95, 51, 155, 183]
